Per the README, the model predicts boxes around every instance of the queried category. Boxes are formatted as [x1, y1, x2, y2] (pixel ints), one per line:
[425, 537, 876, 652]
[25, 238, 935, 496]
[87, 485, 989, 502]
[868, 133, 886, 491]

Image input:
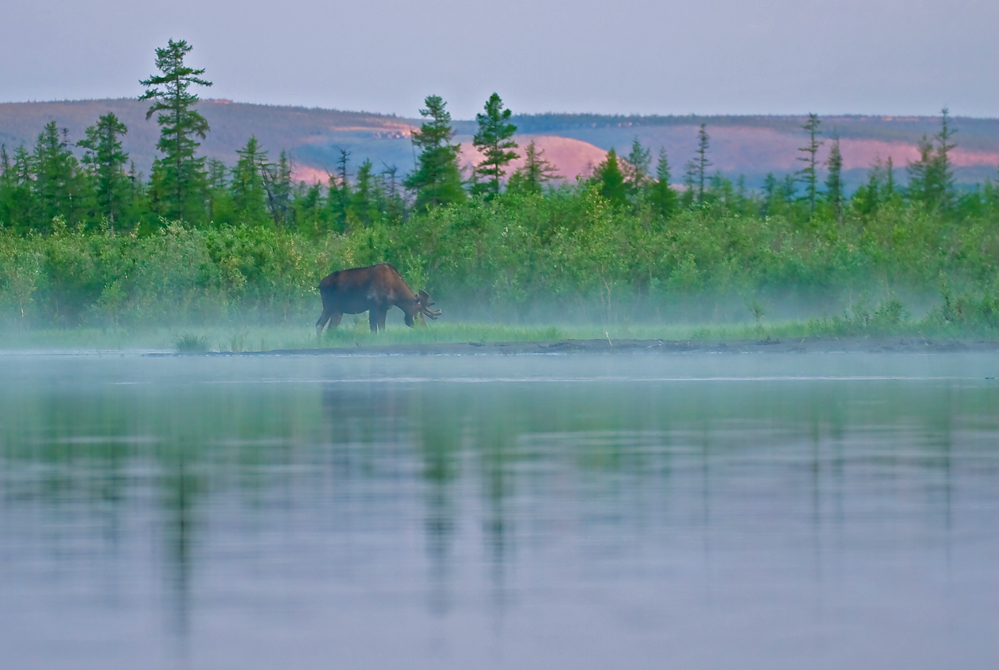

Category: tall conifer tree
[625, 137, 652, 198]
[508, 140, 559, 194]
[797, 113, 823, 214]
[592, 148, 627, 207]
[0, 145, 20, 228]
[263, 151, 294, 228]
[694, 124, 711, 204]
[350, 159, 380, 227]
[33, 122, 86, 230]
[825, 135, 843, 225]
[906, 108, 958, 213]
[472, 93, 518, 198]
[650, 148, 678, 219]
[404, 95, 465, 210]
[77, 113, 129, 233]
[231, 136, 270, 226]
[139, 39, 213, 223]
[3, 146, 36, 232]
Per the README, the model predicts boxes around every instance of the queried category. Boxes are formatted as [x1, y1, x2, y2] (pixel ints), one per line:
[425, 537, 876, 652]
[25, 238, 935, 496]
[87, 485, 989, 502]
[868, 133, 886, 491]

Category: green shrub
[1, 185, 997, 333]
[174, 333, 211, 353]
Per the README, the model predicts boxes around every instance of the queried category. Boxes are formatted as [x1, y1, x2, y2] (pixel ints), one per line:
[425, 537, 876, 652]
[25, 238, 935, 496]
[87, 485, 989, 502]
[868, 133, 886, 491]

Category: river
[1, 351, 996, 669]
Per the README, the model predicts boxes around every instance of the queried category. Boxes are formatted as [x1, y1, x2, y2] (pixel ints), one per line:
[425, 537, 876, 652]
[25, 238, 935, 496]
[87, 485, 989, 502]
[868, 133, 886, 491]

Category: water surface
[1, 352, 996, 669]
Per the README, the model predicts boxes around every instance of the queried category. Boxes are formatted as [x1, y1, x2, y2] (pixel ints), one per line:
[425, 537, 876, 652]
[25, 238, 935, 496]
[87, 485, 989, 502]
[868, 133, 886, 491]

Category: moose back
[316, 263, 441, 334]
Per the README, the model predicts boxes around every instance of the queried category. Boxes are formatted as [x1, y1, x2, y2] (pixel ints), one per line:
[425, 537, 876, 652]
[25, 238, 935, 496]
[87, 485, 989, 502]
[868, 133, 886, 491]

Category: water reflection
[0, 354, 996, 670]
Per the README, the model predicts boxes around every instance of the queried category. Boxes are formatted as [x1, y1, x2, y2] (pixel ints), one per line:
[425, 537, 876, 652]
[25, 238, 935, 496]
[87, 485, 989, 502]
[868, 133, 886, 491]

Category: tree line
[2, 39, 994, 238]
[1, 39, 998, 332]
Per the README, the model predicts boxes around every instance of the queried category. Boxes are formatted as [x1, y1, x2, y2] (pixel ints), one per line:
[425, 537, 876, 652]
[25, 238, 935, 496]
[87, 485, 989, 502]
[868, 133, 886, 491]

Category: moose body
[316, 263, 440, 335]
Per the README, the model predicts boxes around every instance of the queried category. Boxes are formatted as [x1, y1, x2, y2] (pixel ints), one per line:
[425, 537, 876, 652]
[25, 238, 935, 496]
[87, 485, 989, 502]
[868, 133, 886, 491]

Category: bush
[1, 185, 997, 332]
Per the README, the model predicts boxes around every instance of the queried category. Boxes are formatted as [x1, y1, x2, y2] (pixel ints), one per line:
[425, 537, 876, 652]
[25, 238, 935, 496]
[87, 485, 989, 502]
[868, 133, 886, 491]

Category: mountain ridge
[2, 99, 996, 189]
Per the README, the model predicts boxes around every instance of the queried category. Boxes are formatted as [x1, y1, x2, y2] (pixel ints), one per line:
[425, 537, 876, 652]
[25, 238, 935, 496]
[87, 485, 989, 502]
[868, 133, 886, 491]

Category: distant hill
[1, 99, 996, 190]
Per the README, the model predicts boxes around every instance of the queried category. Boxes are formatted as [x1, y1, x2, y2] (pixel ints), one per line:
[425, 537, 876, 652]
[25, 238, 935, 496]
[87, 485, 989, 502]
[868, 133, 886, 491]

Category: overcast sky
[3, 0, 996, 119]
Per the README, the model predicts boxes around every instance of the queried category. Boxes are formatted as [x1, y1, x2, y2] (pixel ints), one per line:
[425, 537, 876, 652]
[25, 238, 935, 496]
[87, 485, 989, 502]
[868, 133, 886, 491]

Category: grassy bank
[3, 303, 996, 354]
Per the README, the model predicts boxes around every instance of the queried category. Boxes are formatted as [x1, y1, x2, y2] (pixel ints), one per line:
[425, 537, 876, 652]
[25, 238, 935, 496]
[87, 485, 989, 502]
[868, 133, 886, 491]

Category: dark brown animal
[316, 263, 441, 335]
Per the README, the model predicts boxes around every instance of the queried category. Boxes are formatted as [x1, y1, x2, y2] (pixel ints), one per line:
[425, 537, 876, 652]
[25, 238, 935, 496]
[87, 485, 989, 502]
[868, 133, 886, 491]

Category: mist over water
[0, 352, 996, 670]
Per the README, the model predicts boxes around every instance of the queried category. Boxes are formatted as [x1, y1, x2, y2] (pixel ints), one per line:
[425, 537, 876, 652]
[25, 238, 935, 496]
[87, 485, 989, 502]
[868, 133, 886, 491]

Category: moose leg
[316, 310, 331, 336]
[369, 307, 389, 332]
[316, 309, 342, 336]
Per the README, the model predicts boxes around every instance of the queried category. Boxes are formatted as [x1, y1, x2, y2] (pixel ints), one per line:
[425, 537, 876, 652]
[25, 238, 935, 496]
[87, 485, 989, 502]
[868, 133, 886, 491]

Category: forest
[1, 39, 998, 337]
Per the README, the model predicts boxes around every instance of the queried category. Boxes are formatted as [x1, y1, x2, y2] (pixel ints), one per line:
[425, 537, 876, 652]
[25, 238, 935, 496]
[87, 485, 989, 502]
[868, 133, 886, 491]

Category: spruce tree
[694, 124, 711, 204]
[325, 149, 352, 231]
[205, 158, 235, 225]
[592, 148, 627, 207]
[852, 160, 883, 217]
[404, 95, 465, 211]
[350, 159, 379, 227]
[472, 93, 518, 198]
[77, 113, 129, 233]
[926, 107, 957, 210]
[885, 157, 895, 198]
[9, 145, 35, 231]
[507, 140, 559, 195]
[825, 135, 843, 225]
[0, 144, 18, 227]
[336, 148, 351, 190]
[681, 159, 697, 208]
[781, 174, 797, 203]
[139, 39, 213, 223]
[761, 172, 779, 215]
[624, 137, 652, 199]
[380, 164, 406, 223]
[32, 121, 86, 230]
[294, 182, 325, 235]
[263, 151, 294, 228]
[797, 113, 823, 214]
[906, 137, 934, 208]
[649, 147, 678, 220]
[230, 136, 270, 226]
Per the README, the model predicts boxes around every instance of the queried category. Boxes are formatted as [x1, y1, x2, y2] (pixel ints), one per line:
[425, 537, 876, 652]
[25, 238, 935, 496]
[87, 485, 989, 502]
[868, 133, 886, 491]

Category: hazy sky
[3, 0, 996, 119]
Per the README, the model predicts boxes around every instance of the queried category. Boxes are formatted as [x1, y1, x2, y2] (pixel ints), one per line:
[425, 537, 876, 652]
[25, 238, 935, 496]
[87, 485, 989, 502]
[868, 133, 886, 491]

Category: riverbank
[3, 320, 998, 356]
[170, 335, 999, 356]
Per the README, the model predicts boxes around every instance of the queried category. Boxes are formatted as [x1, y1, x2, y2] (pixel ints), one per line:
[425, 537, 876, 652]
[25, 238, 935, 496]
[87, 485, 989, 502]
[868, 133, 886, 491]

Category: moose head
[417, 290, 442, 321]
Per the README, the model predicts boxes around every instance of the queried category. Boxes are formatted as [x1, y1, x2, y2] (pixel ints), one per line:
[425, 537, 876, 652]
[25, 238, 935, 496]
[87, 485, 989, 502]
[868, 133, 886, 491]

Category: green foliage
[907, 108, 957, 212]
[694, 124, 711, 203]
[230, 136, 270, 227]
[624, 137, 652, 197]
[0, 145, 35, 233]
[175, 332, 211, 352]
[404, 95, 465, 211]
[139, 38, 213, 223]
[797, 113, 823, 214]
[33, 122, 89, 231]
[649, 148, 678, 220]
[0, 64, 996, 340]
[507, 140, 559, 195]
[472, 93, 518, 198]
[77, 113, 130, 233]
[925, 282, 999, 335]
[349, 159, 380, 227]
[591, 148, 628, 207]
[825, 136, 843, 224]
[264, 151, 294, 228]
[3, 176, 998, 333]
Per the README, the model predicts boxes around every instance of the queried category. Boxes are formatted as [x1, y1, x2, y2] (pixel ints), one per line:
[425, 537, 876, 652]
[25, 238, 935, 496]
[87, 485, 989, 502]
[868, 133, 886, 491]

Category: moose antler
[418, 290, 442, 320]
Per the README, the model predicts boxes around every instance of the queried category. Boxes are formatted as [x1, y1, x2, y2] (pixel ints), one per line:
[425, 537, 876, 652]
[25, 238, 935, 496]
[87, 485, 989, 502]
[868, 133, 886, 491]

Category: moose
[315, 263, 441, 335]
